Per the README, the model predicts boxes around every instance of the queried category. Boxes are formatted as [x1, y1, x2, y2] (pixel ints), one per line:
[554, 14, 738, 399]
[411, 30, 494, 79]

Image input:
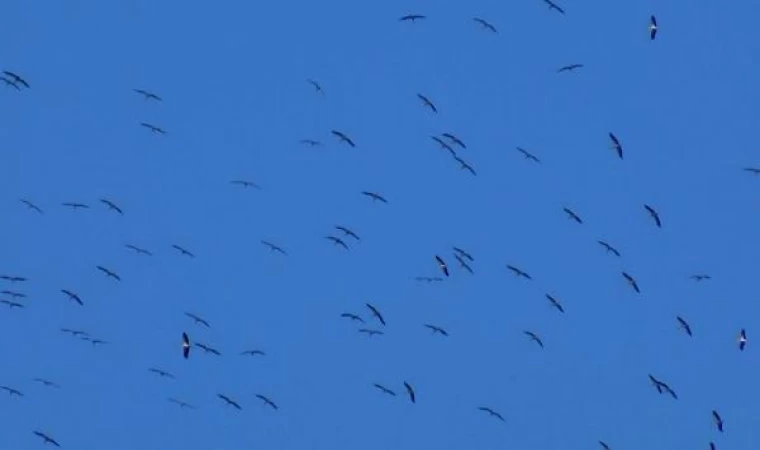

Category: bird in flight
[1, 75, 21, 90]
[61, 289, 83, 306]
[400, 14, 425, 22]
[0, 275, 27, 283]
[326, 235, 349, 250]
[332, 130, 355, 147]
[195, 342, 222, 356]
[516, 147, 541, 163]
[100, 199, 123, 215]
[261, 240, 287, 255]
[125, 244, 152, 256]
[608, 132, 623, 159]
[648, 374, 678, 399]
[3, 71, 30, 88]
[181, 332, 191, 359]
[424, 324, 449, 336]
[33, 431, 60, 447]
[340, 312, 365, 323]
[185, 312, 210, 328]
[231, 180, 261, 189]
[442, 133, 466, 149]
[689, 274, 711, 282]
[133, 88, 162, 101]
[62, 202, 89, 210]
[648, 15, 658, 40]
[543, 0, 565, 14]
[218, 394, 242, 410]
[255, 394, 278, 410]
[300, 139, 322, 146]
[676, 316, 692, 337]
[172, 244, 195, 258]
[403, 381, 416, 403]
[432, 136, 456, 156]
[0, 385, 23, 396]
[307, 79, 323, 94]
[546, 294, 565, 313]
[454, 156, 477, 176]
[644, 204, 661, 228]
[96, 265, 121, 281]
[149, 368, 176, 379]
[335, 225, 360, 241]
[712, 410, 724, 432]
[358, 328, 384, 337]
[557, 63, 583, 73]
[141, 122, 166, 134]
[598, 441, 611, 450]
[453, 246, 474, 262]
[1, 290, 26, 299]
[507, 265, 532, 280]
[622, 272, 640, 293]
[738, 328, 747, 351]
[478, 406, 505, 421]
[365, 303, 386, 326]
[524, 330, 544, 348]
[417, 93, 437, 113]
[742, 167, 760, 174]
[563, 207, 583, 224]
[597, 240, 621, 257]
[454, 253, 473, 274]
[435, 255, 449, 277]
[1, 299, 24, 308]
[373, 384, 396, 396]
[168, 397, 195, 409]
[241, 349, 266, 356]
[32, 378, 60, 388]
[20, 199, 43, 214]
[473, 17, 497, 33]
[362, 191, 388, 203]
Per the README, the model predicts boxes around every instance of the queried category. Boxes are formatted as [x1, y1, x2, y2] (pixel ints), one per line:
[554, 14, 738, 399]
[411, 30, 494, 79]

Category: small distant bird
[435, 255, 449, 277]
[400, 14, 426, 22]
[454, 156, 477, 176]
[255, 394, 278, 410]
[362, 191, 388, 203]
[478, 406, 505, 421]
[516, 147, 541, 163]
[432, 136, 456, 156]
[261, 240, 287, 254]
[454, 253, 473, 274]
[231, 180, 261, 189]
[689, 274, 711, 281]
[563, 207, 583, 224]
[0, 275, 26, 283]
[608, 132, 623, 159]
[1, 290, 26, 298]
[598, 441, 611, 450]
[307, 79, 323, 94]
[644, 204, 661, 228]
[300, 139, 322, 146]
[218, 394, 242, 410]
[676, 316, 692, 337]
[326, 235, 349, 250]
[546, 294, 565, 313]
[358, 328, 384, 337]
[20, 199, 43, 214]
[417, 93, 437, 113]
[61, 289, 83, 306]
[1, 299, 24, 308]
[712, 410, 724, 432]
[133, 89, 162, 101]
[743, 167, 760, 174]
[61, 328, 89, 337]
[141, 122, 166, 134]
[1, 75, 20, 90]
[506, 265, 532, 280]
[622, 272, 640, 293]
[33, 431, 60, 447]
[335, 225, 360, 241]
[0, 385, 22, 396]
[3, 71, 30, 88]
[241, 349, 266, 356]
[172, 244, 195, 258]
[32, 378, 60, 388]
[424, 324, 449, 336]
[453, 247, 474, 262]
[100, 199, 123, 214]
[738, 328, 747, 351]
[524, 330, 544, 348]
[332, 130, 355, 147]
[648, 375, 678, 399]
[149, 368, 175, 378]
[473, 17, 497, 33]
[598, 240, 621, 257]
[710, 442, 716, 450]
[185, 312, 210, 328]
[557, 63, 583, 73]
[442, 133, 466, 149]
[168, 397, 195, 409]
[125, 244, 152, 256]
[181, 332, 191, 359]
[403, 381, 416, 403]
[62, 202, 89, 210]
[373, 384, 396, 396]
[543, 0, 565, 14]
[365, 303, 386, 326]
[96, 265, 121, 281]
[340, 312, 365, 323]
[649, 15, 658, 40]
[82, 336, 108, 346]
[195, 342, 222, 355]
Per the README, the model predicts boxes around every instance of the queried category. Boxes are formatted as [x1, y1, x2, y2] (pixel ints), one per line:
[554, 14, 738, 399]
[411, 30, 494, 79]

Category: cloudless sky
[2, 0, 759, 449]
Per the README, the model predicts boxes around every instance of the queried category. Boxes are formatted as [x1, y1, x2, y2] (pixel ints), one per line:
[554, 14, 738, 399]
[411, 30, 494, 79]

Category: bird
[332, 130, 355, 147]
[61, 328, 89, 337]
[598, 240, 621, 257]
[400, 14, 426, 22]
[3, 71, 29, 88]
[358, 328, 384, 337]
[417, 93, 437, 113]
[516, 147, 541, 163]
[373, 384, 396, 395]
[622, 272, 641, 293]
[362, 191, 388, 203]
[608, 132, 623, 159]
[241, 349, 266, 356]
[218, 394, 242, 410]
[255, 394, 278, 410]
[185, 312, 210, 328]
[20, 199, 43, 214]
[181, 332, 191, 359]
[141, 122, 166, 134]
[340, 312, 365, 323]
[710, 442, 716, 450]
[1, 300, 24, 308]
[742, 167, 760, 174]
[365, 303, 386, 326]
[403, 381, 416, 403]
[644, 204, 662, 227]
[689, 274, 711, 281]
[524, 330, 544, 348]
[506, 265, 532, 280]
[168, 397, 195, 409]
[195, 342, 222, 355]
[307, 79, 323, 94]
[100, 198, 123, 214]
[478, 406, 505, 421]
[454, 156, 477, 175]
[473, 17, 497, 33]
[1, 75, 21, 90]
[335, 225, 360, 241]
[598, 441, 611, 450]
[32, 378, 60, 388]
[649, 15, 658, 40]
[326, 235, 349, 250]
[0, 385, 23, 396]
[432, 135, 457, 156]
[133, 88, 161, 101]
[125, 244, 152, 256]
[261, 240, 287, 255]
[149, 368, 175, 378]
[0, 275, 27, 283]
[563, 207, 583, 224]
[442, 133, 466, 148]
[712, 410, 724, 432]
[546, 294, 565, 313]
[738, 328, 747, 351]
[557, 63, 584, 73]
[648, 375, 678, 399]
[96, 265, 121, 281]
[62, 202, 89, 210]
[543, 0, 565, 14]
[453, 246, 474, 261]
[424, 324, 449, 336]
[299, 139, 322, 146]
[33, 431, 60, 447]
[231, 180, 261, 189]
[435, 255, 449, 277]
[454, 253, 473, 274]
[172, 244, 195, 258]
[676, 316, 692, 336]
[1, 290, 26, 298]
[61, 289, 83, 306]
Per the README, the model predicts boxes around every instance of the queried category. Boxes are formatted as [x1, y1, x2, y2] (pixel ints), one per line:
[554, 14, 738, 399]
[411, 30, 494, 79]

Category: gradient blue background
[2, 1, 759, 449]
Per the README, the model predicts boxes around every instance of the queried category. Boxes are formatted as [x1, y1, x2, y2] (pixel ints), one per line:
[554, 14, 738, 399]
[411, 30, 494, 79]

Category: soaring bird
[454, 253, 473, 274]
[1, 290, 26, 298]
[644, 204, 661, 227]
[100, 199, 123, 214]
[435, 255, 449, 277]
[365, 303, 386, 326]
[597, 240, 621, 257]
[256, 394, 278, 410]
[557, 63, 583, 73]
[0, 275, 27, 283]
[417, 93, 437, 113]
[676, 316, 693, 337]
[358, 328, 384, 337]
[524, 330, 544, 348]
[168, 397, 195, 409]
[743, 167, 760, 174]
[546, 294, 565, 313]
[340, 312, 365, 323]
[403, 381, 416, 403]
[241, 349, 266, 356]
[172, 244, 195, 258]
[331, 130, 355, 147]
[442, 133, 466, 148]
[598, 441, 611, 450]
[299, 138, 322, 146]
[516, 147, 541, 163]
[3, 71, 30, 88]
[690, 274, 711, 281]
[738, 328, 747, 351]
[543, 0, 565, 14]
[307, 79, 323, 94]
[0, 385, 23, 396]
[563, 207, 583, 224]
[454, 156, 477, 176]
[608, 132, 623, 159]
[507, 265, 532, 280]
[149, 368, 175, 379]
[96, 265, 121, 281]
[373, 384, 396, 395]
[218, 394, 242, 410]
[424, 324, 449, 336]
[362, 191, 388, 203]
[649, 15, 658, 40]
[231, 180, 261, 189]
[478, 406, 505, 421]
[133, 88, 162, 101]
[622, 272, 640, 293]
[1, 75, 21, 90]
[432, 136, 457, 156]
[195, 342, 222, 355]
[62, 202, 89, 210]
[125, 244, 152, 256]
[141, 122, 166, 134]
[335, 225, 360, 241]
[648, 375, 678, 399]
[1, 299, 24, 308]
[61, 289, 83, 306]
[326, 235, 349, 250]
[33, 431, 60, 447]
[473, 17, 497, 33]
[453, 246, 474, 261]
[261, 240, 287, 254]
[712, 410, 724, 432]
[181, 332, 191, 359]
[400, 14, 426, 22]
[185, 312, 210, 328]
[32, 378, 60, 388]
[20, 199, 43, 214]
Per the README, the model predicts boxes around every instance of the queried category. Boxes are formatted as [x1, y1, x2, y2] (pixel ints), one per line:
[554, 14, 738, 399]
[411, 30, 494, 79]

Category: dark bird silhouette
[478, 406, 505, 421]
[557, 63, 584, 73]
[403, 381, 416, 403]
[598, 441, 611, 450]
[712, 410, 724, 432]
[649, 15, 658, 40]
[1, 290, 26, 298]
[563, 207, 583, 224]
[417, 93, 437, 113]
[435, 255, 449, 277]
[546, 294, 565, 313]
[507, 265, 532, 280]
[300, 139, 322, 146]
[340, 312, 365, 323]
[454, 253, 473, 274]
[332, 130, 355, 147]
[0, 385, 23, 396]
[96, 265, 121, 281]
[141, 122, 166, 134]
[33, 431, 60, 447]
[473, 17, 497, 33]
[738, 328, 747, 351]
[168, 397, 195, 409]
[373, 384, 396, 395]
[676, 316, 692, 337]
[241, 349, 266, 356]
[218, 394, 242, 410]
[608, 132, 623, 159]
[261, 240, 287, 255]
[0, 275, 27, 283]
[690, 274, 711, 281]
[454, 156, 477, 175]
[172, 244, 195, 258]
[335, 225, 360, 241]
[442, 133, 466, 149]
[453, 247, 474, 261]
[362, 191, 388, 203]
[307, 79, 323, 94]
[365, 303, 386, 326]
[20, 199, 43, 214]
[424, 324, 449, 336]
[743, 167, 760, 174]
[326, 235, 349, 250]
[149, 368, 175, 379]
[1, 75, 21, 90]
[400, 14, 426, 22]
[182, 332, 191, 359]
[81, 336, 109, 346]
[133, 88, 161, 101]
[597, 240, 621, 257]
[195, 342, 222, 355]
[185, 312, 210, 328]
[32, 378, 60, 388]
[432, 135, 457, 156]
[1, 300, 24, 308]
[3, 71, 29, 88]
[231, 180, 261, 189]
[622, 272, 640, 293]
[543, 0, 565, 14]
[61, 289, 83, 306]
[710, 442, 716, 450]
[256, 394, 278, 410]
[644, 204, 661, 228]
[524, 330, 544, 348]
[358, 328, 384, 337]
[648, 375, 678, 399]
[516, 147, 541, 163]
[125, 244, 152, 256]
[61, 328, 89, 337]
[100, 198, 123, 214]
[62, 202, 89, 210]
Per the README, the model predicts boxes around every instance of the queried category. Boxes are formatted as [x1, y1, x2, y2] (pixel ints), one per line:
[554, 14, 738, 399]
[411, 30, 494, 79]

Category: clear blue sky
[2, 0, 759, 449]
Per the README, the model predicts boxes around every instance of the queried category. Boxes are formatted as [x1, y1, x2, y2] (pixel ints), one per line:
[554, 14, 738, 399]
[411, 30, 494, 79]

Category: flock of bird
[2, 5, 757, 450]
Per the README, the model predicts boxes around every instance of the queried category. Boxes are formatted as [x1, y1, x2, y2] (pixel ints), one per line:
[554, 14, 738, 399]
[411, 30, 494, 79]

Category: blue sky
[2, 0, 759, 449]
